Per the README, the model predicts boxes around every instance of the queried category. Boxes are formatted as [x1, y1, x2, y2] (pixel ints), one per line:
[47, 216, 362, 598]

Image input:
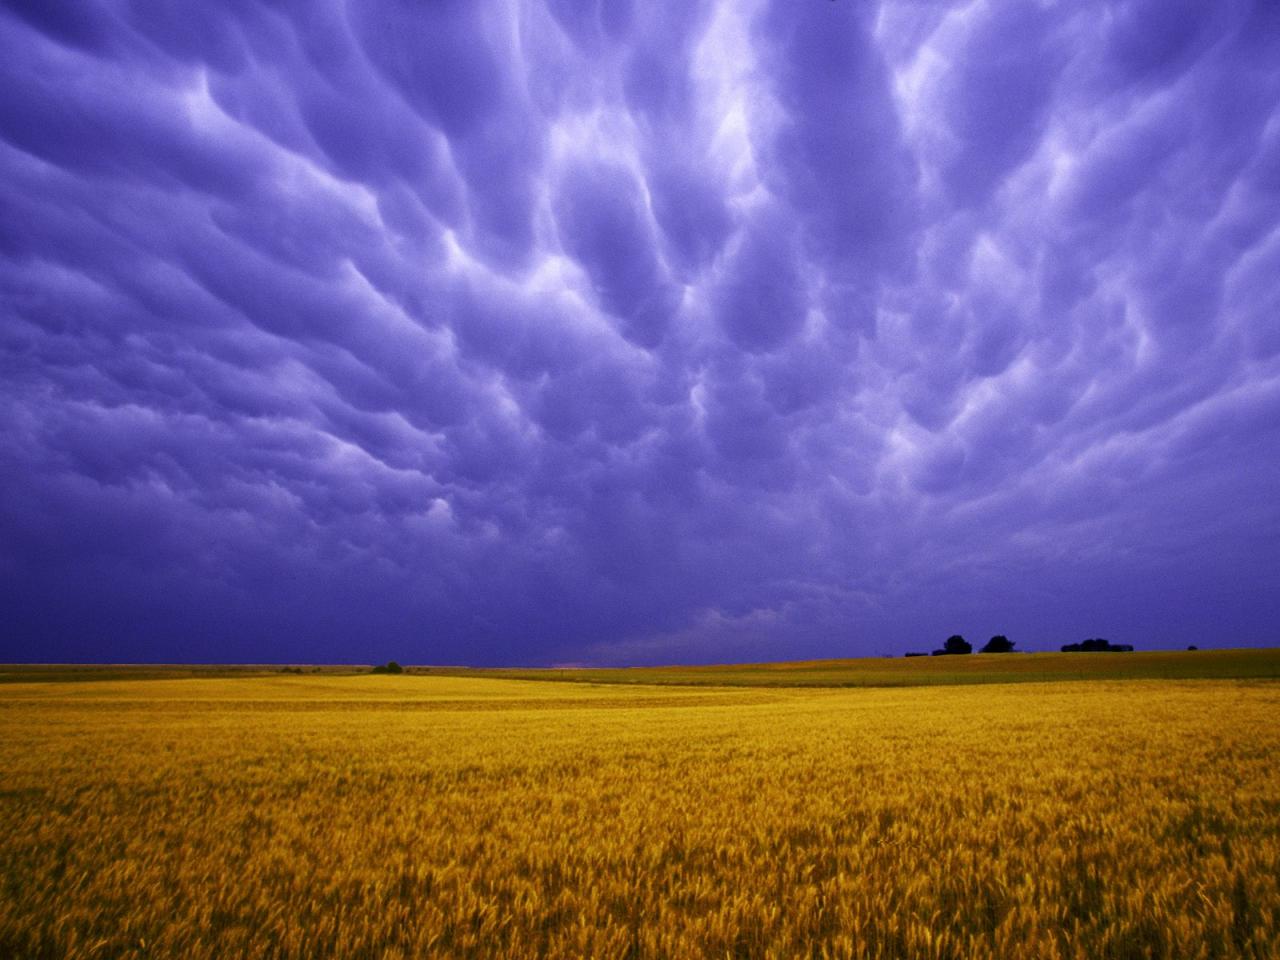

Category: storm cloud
[2, 0, 1278, 665]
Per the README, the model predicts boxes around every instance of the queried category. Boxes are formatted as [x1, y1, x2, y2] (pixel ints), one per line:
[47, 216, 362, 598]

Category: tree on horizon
[934, 635, 972, 656]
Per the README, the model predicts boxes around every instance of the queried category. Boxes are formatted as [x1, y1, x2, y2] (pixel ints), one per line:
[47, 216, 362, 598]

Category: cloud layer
[2, 0, 1279, 664]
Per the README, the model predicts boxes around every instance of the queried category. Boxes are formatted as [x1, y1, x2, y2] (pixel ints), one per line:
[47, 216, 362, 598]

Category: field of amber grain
[1, 674, 1277, 958]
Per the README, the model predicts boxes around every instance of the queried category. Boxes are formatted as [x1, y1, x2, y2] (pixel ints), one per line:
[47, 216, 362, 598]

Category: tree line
[905, 635, 1140, 657]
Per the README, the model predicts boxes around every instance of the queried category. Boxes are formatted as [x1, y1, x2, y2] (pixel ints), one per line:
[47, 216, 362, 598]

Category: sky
[1, 0, 1278, 666]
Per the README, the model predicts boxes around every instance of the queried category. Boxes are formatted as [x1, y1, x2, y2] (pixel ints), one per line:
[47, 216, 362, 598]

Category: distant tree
[1187, 645, 1198, 651]
[946, 635, 972, 655]
[1061, 639, 1133, 653]
[981, 635, 1015, 653]
[933, 635, 972, 656]
[372, 660, 404, 674]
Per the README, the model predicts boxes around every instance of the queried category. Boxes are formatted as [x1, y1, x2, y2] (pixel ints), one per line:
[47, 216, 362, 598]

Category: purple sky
[2, 1, 1279, 666]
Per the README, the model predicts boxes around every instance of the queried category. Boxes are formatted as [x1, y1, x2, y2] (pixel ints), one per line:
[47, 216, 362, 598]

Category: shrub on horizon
[933, 635, 972, 656]
[1061, 639, 1134, 653]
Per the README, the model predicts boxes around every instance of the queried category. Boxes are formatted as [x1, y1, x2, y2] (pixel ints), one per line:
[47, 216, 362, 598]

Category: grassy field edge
[4, 647, 1278, 687]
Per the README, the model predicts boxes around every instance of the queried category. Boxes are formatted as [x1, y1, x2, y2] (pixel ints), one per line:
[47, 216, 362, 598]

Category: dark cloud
[754, 0, 917, 319]
[712, 204, 807, 352]
[1, 0, 1278, 665]
[647, 160, 732, 279]
[553, 159, 678, 347]
[935, 2, 1063, 207]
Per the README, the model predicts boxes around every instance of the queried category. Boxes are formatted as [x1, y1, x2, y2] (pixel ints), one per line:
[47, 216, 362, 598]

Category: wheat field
[1, 674, 1278, 958]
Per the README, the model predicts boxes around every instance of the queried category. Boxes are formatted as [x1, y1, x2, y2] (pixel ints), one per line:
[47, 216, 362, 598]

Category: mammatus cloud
[2, 0, 1278, 664]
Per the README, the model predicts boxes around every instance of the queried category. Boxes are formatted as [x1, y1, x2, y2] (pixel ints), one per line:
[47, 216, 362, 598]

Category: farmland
[427, 646, 1280, 688]
[6, 646, 1276, 688]
[1, 668, 1278, 958]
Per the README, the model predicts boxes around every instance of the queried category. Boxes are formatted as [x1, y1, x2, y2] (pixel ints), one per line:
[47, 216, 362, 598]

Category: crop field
[1, 672, 1278, 958]
[5, 647, 1278, 688]
[431, 647, 1280, 688]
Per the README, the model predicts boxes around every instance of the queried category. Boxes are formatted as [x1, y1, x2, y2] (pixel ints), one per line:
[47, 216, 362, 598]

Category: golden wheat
[1, 675, 1277, 958]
